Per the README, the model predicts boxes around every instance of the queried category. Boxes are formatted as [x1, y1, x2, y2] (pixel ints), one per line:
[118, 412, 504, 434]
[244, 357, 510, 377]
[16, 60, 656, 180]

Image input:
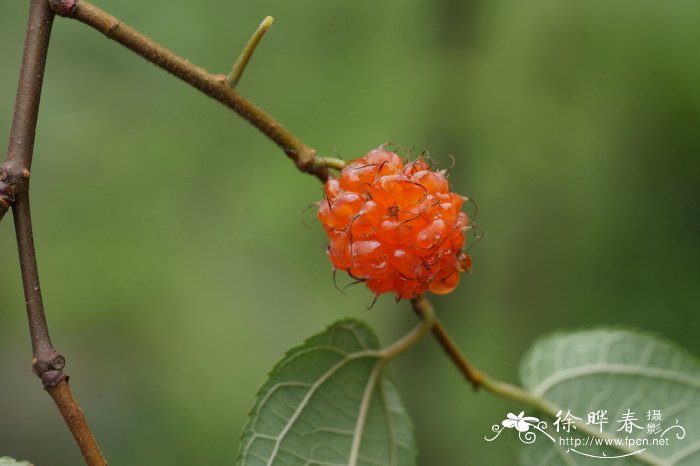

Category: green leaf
[517, 329, 700, 466]
[0, 458, 33, 466]
[237, 319, 416, 466]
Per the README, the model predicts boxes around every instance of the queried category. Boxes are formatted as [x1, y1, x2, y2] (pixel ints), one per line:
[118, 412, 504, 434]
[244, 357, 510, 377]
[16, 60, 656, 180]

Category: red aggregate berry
[318, 146, 472, 300]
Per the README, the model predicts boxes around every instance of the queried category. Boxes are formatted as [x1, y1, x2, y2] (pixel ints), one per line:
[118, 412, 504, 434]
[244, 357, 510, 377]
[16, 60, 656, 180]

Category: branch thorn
[227, 15, 274, 88]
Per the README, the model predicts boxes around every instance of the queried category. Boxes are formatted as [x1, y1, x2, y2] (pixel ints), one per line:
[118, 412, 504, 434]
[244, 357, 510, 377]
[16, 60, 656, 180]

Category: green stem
[380, 296, 435, 361]
[314, 156, 347, 172]
[480, 375, 554, 411]
[227, 16, 274, 88]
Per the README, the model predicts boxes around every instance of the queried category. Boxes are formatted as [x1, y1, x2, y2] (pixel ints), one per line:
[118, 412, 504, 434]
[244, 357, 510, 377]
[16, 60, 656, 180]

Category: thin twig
[410, 296, 576, 408]
[47, 380, 107, 466]
[12, 191, 62, 382]
[227, 15, 274, 88]
[2, 0, 107, 464]
[50, 0, 330, 182]
[411, 296, 484, 390]
[12, 193, 107, 465]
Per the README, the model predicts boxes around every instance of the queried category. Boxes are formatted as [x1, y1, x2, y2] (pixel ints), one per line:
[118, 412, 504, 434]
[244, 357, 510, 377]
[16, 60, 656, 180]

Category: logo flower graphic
[502, 411, 540, 432]
[485, 411, 552, 443]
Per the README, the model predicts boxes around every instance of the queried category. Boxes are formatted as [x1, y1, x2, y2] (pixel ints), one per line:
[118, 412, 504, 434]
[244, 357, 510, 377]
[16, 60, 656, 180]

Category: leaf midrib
[532, 362, 700, 397]
[258, 349, 381, 466]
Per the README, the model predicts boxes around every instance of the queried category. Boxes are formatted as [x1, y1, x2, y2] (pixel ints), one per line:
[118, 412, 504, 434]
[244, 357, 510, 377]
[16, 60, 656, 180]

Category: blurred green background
[1, 0, 699, 464]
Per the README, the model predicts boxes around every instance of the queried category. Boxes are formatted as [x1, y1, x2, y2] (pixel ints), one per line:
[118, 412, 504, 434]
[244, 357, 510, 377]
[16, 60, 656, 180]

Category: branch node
[50, 0, 78, 17]
[33, 350, 65, 370]
[107, 19, 121, 37]
[32, 352, 67, 387]
[0, 179, 14, 219]
[52, 354, 66, 370]
[42, 370, 67, 388]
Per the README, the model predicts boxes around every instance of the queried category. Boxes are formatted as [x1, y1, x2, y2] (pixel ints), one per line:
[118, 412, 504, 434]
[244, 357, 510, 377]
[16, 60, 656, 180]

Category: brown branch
[2, 0, 107, 464]
[48, 380, 106, 466]
[49, 0, 330, 182]
[411, 296, 484, 390]
[4, 0, 56, 384]
[13, 191, 62, 381]
[0, 0, 54, 222]
[14, 197, 108, 464]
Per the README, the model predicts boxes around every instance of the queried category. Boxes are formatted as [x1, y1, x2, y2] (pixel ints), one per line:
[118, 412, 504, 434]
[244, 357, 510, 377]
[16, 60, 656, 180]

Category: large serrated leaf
[236, 319, 416, 466]
[0, 458, 33, 466]
[517, 329, 700, 466]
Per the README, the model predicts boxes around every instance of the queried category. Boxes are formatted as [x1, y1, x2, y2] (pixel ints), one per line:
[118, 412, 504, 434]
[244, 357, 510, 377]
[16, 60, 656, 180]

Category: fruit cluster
[318, 146, 471, 300]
